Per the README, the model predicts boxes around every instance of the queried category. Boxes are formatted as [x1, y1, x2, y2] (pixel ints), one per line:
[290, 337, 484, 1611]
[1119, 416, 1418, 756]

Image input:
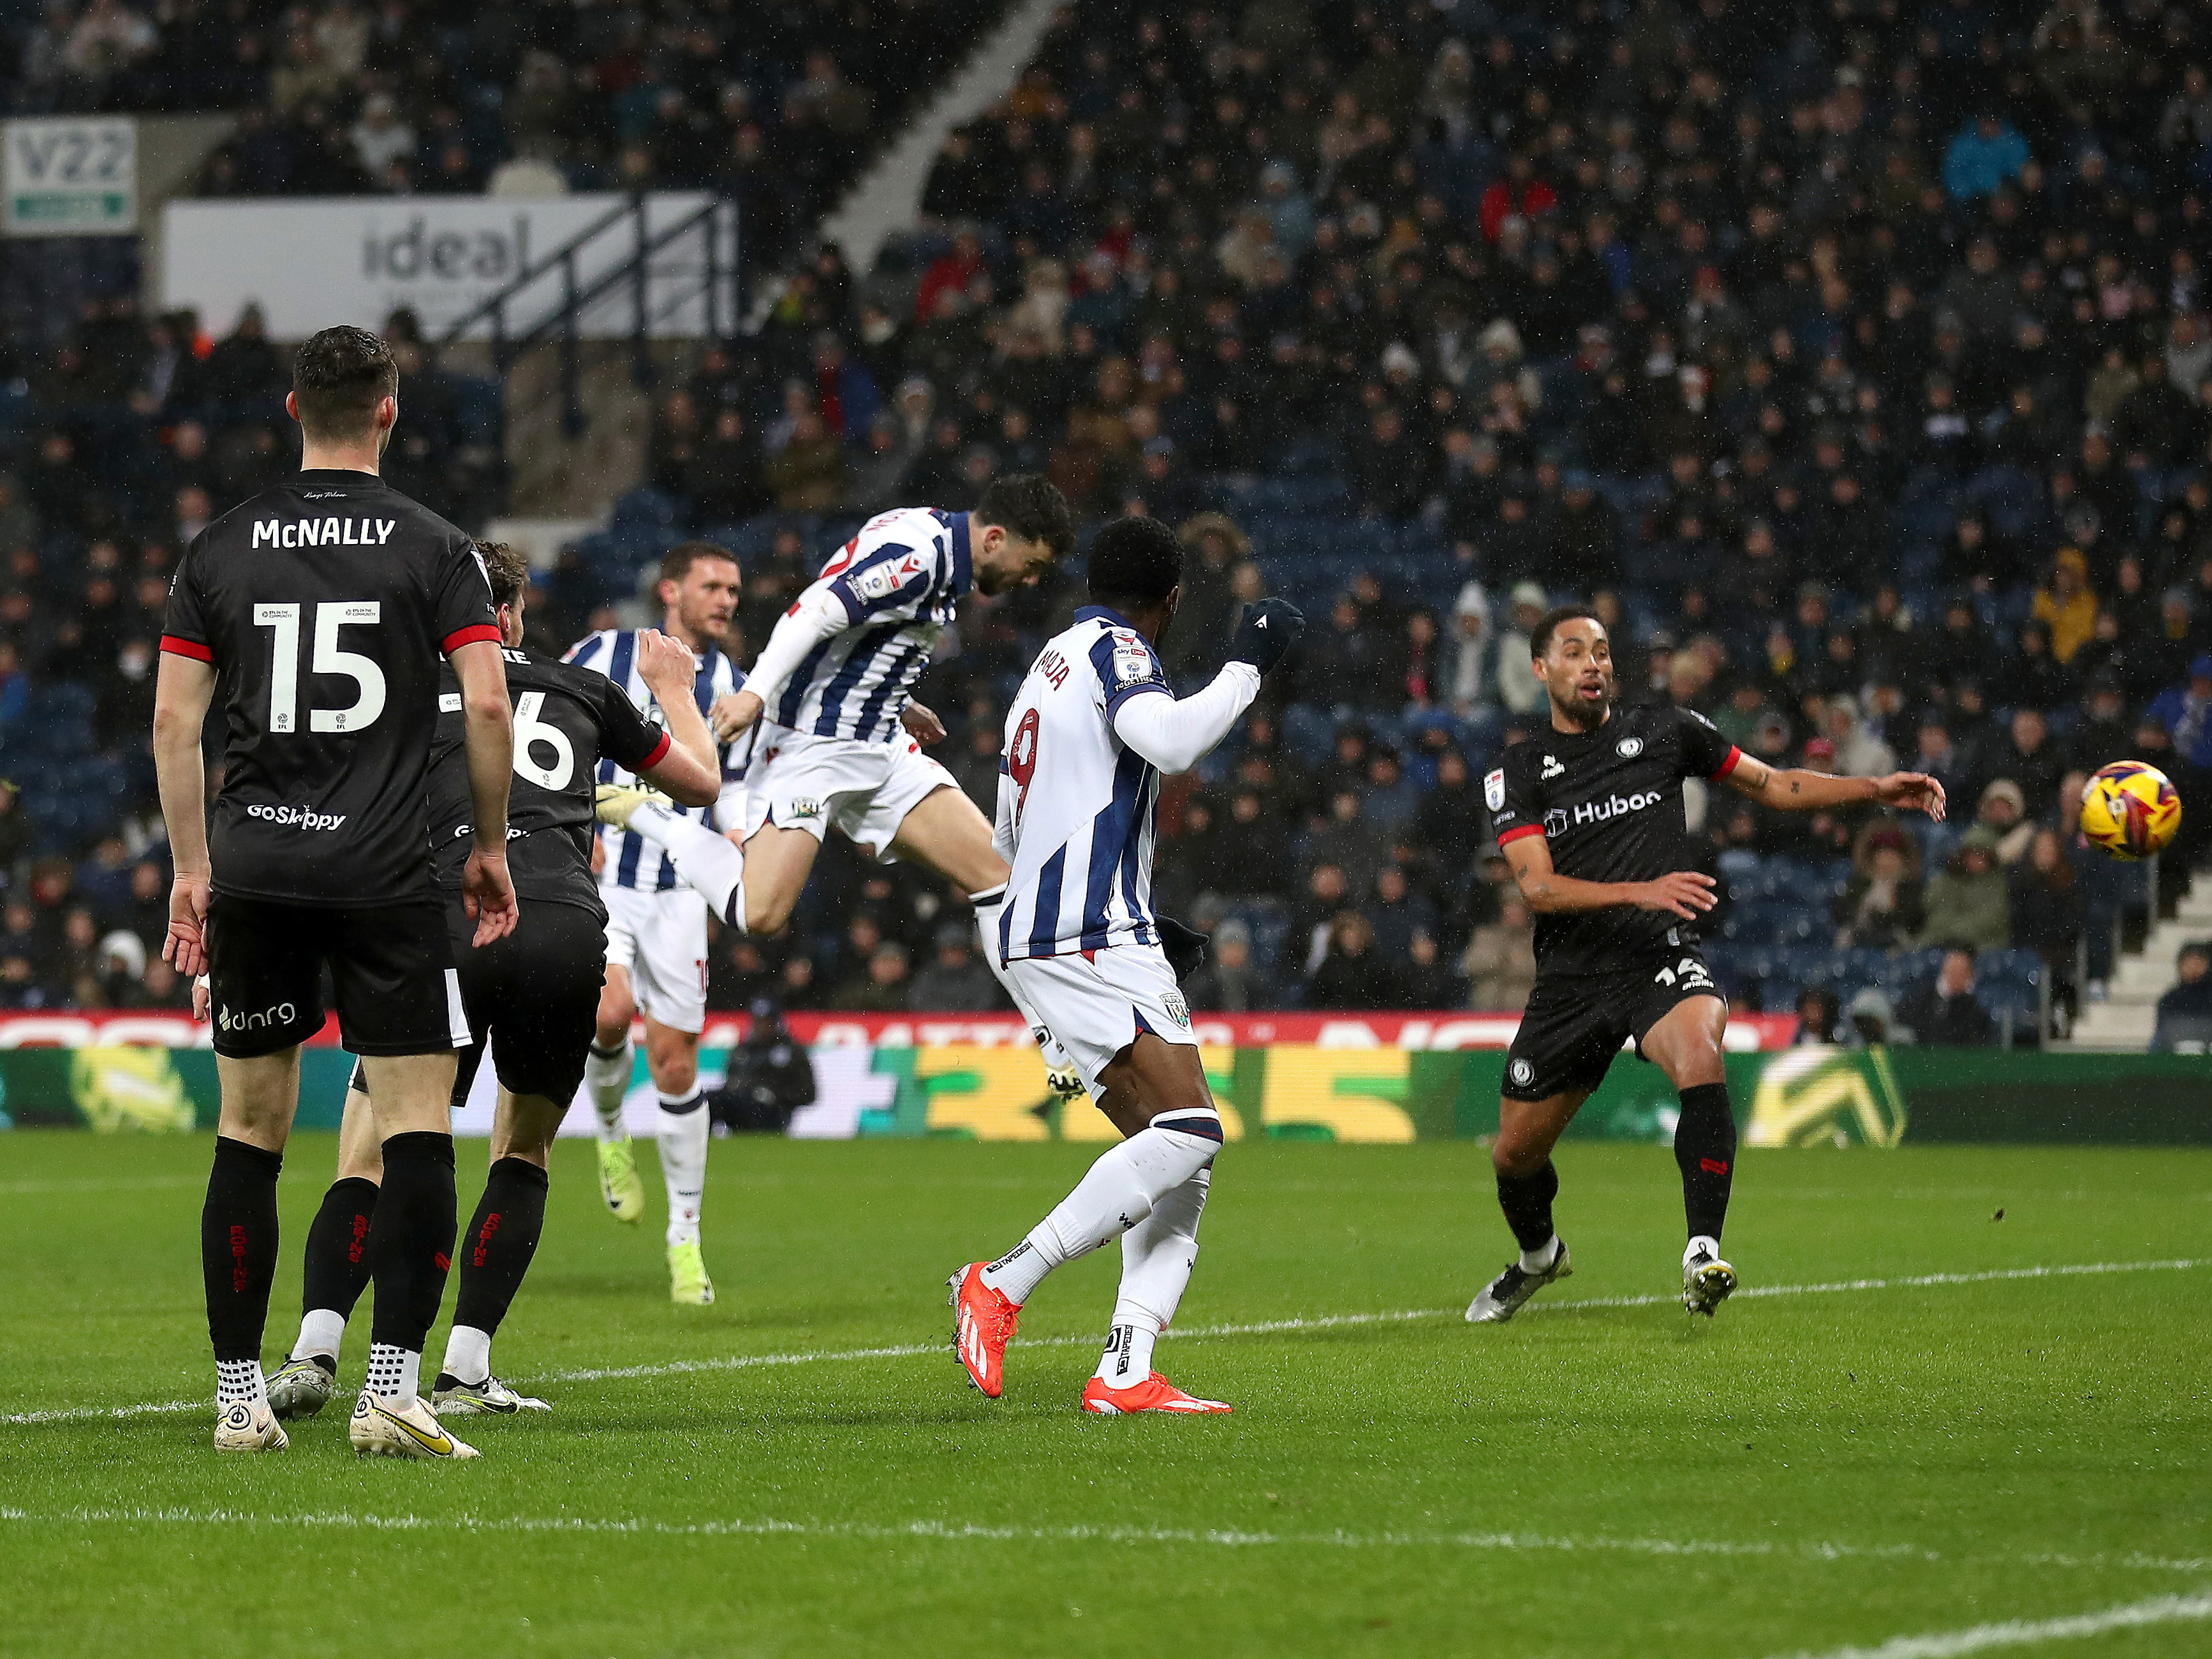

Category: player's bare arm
[449, 637, 519, 945]
[1502, 829, 1718, 921]
[1720, 753, 1947, 821]
[631, 630, 721, 805]
[151, 651, 219, 978]
[901, 699, 947, 745]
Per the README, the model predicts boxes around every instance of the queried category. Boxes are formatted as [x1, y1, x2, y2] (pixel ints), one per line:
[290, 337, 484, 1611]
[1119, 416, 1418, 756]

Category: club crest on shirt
[1616, 735, 1644, 758]
[1161, 991, 1191, 1028]
[1484, 767, 1505, 812]
[786, 797, 822, 820]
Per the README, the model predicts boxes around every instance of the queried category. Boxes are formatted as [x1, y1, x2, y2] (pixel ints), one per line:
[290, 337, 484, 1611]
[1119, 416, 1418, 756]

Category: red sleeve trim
[159, 634, 213, 663]
[637, 730, 672, 772]
[1496, 823, 1547, 845]
[442, 623, 503, 654]
[1711, 746, 1744, 780]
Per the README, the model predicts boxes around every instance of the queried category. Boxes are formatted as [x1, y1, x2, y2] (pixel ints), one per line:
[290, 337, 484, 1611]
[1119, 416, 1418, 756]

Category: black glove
[1227, 598, 1305, 675]
[1156, 915, 1211, 982]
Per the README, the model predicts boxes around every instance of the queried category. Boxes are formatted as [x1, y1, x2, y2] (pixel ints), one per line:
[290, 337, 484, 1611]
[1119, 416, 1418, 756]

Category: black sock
[302, 1176, 380, 1324]
[365, 1131, 457, 1355]
[453, 1157, 550, 1342]
[1674, 1082, 1737, 1244]
[1495, 1160, 1559, 1254]
[202, 1136, 283, 1364]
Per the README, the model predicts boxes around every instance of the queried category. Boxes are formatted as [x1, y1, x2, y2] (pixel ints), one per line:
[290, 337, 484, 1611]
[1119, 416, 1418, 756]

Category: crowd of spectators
[4, 0, 1006, 273]
[10, 0, 2212, 1031]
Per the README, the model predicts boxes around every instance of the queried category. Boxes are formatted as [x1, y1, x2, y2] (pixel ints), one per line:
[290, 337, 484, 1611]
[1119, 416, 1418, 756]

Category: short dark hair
[658, 540, 738, 588]
[475, 540, 529, 610]
[1531, 603, 1604, 660]
[975, 472, 1076, 559]
[1086, 515, 1183, 610]
[291, 326, 398, 440]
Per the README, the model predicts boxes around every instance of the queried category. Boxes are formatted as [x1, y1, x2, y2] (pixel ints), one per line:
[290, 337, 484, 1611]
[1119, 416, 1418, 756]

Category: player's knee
[746, 888, 796, 936]
[1491, 1137, 1548, 1179]
[648, 1047, 698, 1098]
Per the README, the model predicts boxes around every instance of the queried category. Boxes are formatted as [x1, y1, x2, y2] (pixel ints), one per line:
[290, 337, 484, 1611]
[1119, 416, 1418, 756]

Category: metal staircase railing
[438, 193, 740, 497]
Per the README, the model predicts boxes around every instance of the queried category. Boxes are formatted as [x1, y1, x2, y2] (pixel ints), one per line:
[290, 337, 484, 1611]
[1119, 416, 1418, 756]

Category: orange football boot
[1080, 1371, 1232, 1415]
[948, 1263, 1020, 1397]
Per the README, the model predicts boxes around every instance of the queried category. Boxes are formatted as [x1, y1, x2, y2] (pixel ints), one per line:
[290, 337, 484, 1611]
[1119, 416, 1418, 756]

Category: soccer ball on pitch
[2078, 761, 2182, 860]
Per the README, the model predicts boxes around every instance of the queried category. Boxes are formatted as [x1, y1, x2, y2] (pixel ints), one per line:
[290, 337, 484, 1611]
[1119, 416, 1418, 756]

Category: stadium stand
[2, 0, 2209, 1033]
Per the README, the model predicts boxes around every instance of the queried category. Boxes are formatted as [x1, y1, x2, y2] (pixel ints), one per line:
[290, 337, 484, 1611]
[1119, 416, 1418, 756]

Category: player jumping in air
[599, 476, 1088, 1100]
[946, 517, 1302, 1413]
[260, 543, 719, 1422]
[154, 326, 518, 1459]
[1468, 607, 1945, 1324]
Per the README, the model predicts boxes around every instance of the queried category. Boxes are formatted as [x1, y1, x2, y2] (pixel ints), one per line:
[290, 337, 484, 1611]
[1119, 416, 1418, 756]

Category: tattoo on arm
[1789, 777, 1800, 795]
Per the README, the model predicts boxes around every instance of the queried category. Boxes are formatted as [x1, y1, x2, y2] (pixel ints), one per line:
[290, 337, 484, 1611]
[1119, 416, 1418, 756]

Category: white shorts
[600, 885, 709, 1035]
[741, 724, 959, 860]
[1006, 943, 1198, 1102]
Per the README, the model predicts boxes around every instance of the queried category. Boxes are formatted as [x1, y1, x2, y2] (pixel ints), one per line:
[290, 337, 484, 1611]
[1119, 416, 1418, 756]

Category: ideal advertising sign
[3, 117, 136, 237]
[160, 192, 736, 339]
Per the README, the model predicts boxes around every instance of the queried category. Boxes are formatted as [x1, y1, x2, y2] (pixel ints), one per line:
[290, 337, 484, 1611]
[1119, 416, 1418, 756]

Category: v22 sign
[3, 117, 135, 237]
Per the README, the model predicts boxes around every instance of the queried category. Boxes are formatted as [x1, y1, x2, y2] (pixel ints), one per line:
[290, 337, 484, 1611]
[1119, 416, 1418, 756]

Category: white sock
[1520, 1234, 1560, 1274]
[291, 1307, 346, 1362]
[587, 1039, 633, 1137]
[216, 1358, 266, 1408]
[1096, 1167, 1209, 1387]
[1685, 1234, 1721, 1266]
[631, 802, 747, 931]
[971, 886, 1078, 1075]
[657, 1092, 708, 1246]
[364, 1343, 421, 1408]
[441, 1324, 492, 1386]
[982, 1115, 1221, 1305]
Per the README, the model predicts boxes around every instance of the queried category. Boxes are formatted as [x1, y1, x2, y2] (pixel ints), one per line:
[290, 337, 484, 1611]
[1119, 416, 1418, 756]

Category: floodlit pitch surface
[2, 1135, 2207, 1658]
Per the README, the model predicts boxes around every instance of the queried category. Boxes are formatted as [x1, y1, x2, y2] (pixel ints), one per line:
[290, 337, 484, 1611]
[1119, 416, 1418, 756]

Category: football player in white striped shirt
[561, 542, 750, 1304]
[948, 517, 1302, 1413]
[598, 476, 1089, 1089]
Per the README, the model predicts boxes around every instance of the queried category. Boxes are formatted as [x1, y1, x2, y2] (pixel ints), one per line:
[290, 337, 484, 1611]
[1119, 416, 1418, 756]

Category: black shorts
[1501, 952, 1722, 1102]
[350, 898, 606, 1108]
[207, 893, 466, 1060]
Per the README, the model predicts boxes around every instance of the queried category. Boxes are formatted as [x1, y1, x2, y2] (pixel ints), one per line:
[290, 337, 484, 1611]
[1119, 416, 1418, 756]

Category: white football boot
[348, 1390, 480, 1460]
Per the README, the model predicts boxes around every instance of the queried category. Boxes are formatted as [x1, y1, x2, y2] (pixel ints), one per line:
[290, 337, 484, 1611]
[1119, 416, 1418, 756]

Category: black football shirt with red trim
[1486, 703, 1741, 976]
[161, 469, 499, 907]
[424, 647, 670, 917]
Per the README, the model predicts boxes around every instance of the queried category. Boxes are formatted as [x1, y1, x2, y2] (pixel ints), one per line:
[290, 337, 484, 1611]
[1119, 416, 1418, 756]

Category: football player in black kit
[1466, 608, 1945, 1323]
[154, 326, 519, 1459]
[256, 542, 721, 1422]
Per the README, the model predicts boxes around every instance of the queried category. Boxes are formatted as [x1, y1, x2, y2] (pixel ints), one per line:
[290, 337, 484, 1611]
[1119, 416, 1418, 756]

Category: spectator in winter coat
[2031, 548, 2099, 665]
[1184, 919, 1281, 1014]
[1306, 913, 1405, 1010]
[1901, 948, 1998, 1046]
[2146, 654, 2212, 772]
[1942, 114, 2030, 200]
[2009, 827, 2085, 981]
[1450, 580, 1493, 713]
[1463, 894, 1537, 1010]
[1832, 823, 1926, 948]
[2150, 942, 2212, 1052]
[1920, 828, 2012, 953]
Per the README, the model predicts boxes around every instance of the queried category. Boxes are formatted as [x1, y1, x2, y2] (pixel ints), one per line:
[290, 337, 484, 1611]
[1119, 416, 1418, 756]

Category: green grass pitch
[2, 1132, 2208, 1658]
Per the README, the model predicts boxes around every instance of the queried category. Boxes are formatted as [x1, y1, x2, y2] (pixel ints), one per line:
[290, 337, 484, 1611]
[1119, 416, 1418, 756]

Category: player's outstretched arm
[901, 698, 947, 746]
[1722, 754, 1947, 822]
[1111, 599, 1305, 774]
[632, 629, 720, 806]
[1503, 832, 1718, 921]
[711, 583, 851, 741]
[152, 653, 219, 978]
[450, 638, 519, 945]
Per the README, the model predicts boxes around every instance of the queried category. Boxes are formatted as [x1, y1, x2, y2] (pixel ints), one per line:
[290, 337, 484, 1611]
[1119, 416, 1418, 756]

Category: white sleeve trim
[742, 584, 846, 713]
[1109, 663, 1260, 774]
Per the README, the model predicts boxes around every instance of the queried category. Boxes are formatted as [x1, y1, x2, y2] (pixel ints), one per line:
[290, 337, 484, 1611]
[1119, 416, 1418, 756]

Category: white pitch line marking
[5, 1256, 2204, 1427]
[1, 1508, 2206, 1583]
[1766, 1589, 2212, 1659]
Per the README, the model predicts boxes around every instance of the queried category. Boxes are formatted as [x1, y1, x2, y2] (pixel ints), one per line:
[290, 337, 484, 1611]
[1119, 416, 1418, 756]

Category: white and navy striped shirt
[992, 607, 1166, 962]
[769, 506, 971, 743]
[562, 628, 747, 894]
